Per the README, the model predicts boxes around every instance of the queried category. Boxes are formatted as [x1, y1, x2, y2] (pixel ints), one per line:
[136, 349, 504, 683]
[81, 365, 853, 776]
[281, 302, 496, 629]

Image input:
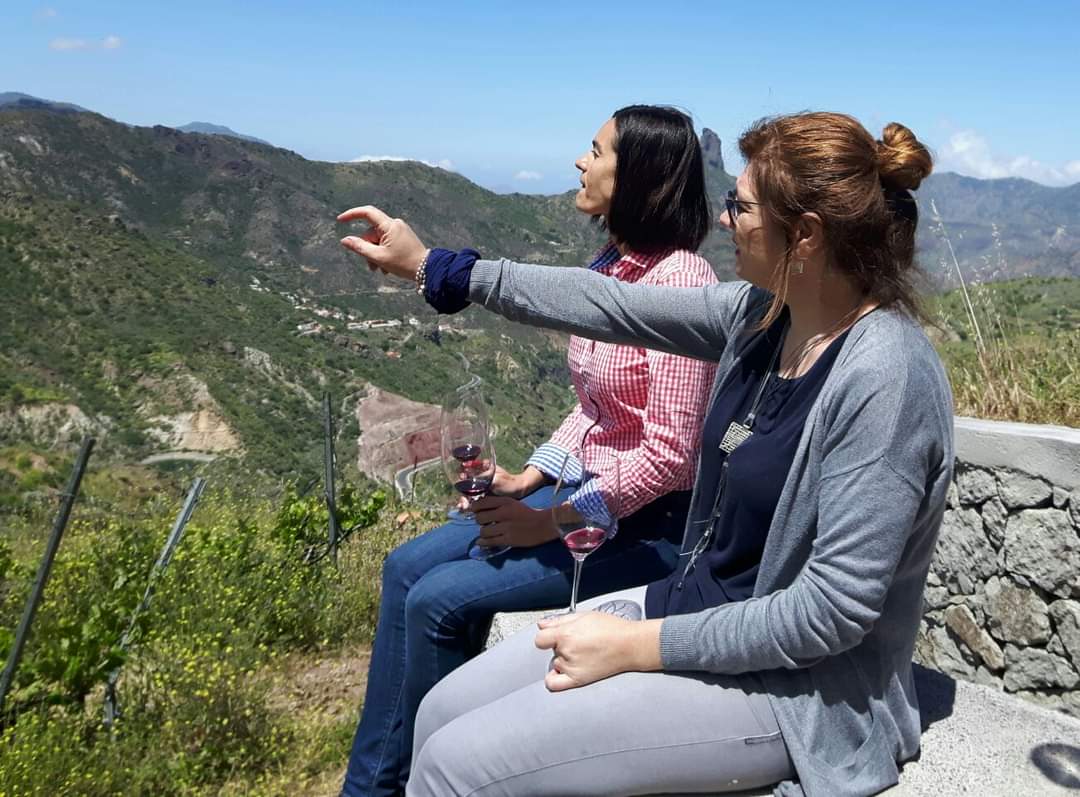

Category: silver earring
[792, 260, 805, 275]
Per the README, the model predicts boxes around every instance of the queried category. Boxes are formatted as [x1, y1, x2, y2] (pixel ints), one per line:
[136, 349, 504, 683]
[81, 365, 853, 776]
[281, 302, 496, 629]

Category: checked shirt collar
[588, 241, 675, 281]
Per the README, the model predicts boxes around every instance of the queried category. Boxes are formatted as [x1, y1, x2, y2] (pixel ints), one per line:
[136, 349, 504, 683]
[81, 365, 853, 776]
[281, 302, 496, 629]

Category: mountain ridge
[4, 92, 1078, 189]
[0, 92, 90, 114]
[3, 99, 1076, 293]
[177, 121, 272, 146]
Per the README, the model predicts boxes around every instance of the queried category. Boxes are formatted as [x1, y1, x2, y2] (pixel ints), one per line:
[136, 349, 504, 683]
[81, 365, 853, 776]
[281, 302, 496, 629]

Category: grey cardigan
[469, 259, 955, 797]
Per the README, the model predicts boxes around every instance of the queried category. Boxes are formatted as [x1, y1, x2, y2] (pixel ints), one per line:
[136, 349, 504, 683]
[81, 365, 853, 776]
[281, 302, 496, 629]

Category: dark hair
[738, 112, 933, 326]
[605, 105, 711, 253]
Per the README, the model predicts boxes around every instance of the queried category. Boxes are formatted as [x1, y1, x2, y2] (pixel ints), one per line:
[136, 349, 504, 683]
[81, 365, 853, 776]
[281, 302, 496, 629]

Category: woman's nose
[718, 211, 733, 230]
[575, 156, 586, 173]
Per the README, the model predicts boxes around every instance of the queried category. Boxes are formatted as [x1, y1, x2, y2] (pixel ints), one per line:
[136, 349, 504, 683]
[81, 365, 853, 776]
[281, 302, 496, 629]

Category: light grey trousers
[407, 586, 794, 796]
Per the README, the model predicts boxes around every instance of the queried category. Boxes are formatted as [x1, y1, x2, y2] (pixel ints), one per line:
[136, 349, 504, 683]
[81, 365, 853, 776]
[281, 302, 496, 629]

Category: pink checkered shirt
[526, 244, 719, 525]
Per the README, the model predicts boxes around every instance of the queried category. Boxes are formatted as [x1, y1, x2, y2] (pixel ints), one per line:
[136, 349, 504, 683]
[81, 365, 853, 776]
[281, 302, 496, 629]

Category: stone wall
[915, 417, 1080, 717]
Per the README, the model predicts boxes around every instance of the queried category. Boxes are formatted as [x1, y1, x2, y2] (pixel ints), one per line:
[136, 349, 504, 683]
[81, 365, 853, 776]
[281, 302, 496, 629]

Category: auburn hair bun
[877, 122, 933, 192]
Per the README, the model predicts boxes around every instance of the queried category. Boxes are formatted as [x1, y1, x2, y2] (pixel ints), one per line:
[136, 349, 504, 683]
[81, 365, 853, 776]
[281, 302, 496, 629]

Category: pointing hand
[338, 205, 428, 281]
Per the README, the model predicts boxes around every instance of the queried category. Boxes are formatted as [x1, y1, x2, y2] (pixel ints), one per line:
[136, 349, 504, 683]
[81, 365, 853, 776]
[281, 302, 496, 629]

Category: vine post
[323, 393, 339, 566]
[0, 437, 95, 717]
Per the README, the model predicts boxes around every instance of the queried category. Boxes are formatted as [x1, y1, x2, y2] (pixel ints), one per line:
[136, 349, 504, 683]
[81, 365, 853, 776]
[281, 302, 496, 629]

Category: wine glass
[440, 390, 505, 559]
[440, 382, 486, 526]
[552, 447, 620, 612]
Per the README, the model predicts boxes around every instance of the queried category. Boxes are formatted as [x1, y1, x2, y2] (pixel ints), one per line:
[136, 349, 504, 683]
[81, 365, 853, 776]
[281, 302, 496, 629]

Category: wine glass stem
[568, 556, 585, 613]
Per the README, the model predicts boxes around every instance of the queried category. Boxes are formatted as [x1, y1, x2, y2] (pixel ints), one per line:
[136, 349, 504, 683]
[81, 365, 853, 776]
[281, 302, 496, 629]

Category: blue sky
[4, 1, 1079, 194]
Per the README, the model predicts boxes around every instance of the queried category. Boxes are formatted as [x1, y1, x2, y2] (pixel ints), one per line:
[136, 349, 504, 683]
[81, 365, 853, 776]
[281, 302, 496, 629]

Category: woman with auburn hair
[339, 105, 719, 797]
[340, 112, 952, 797]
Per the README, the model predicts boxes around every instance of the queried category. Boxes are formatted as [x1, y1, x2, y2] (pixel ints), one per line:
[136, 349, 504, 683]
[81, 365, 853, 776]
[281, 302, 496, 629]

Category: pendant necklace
[678, 322, 788, 588]
[718, 328, 786, 454]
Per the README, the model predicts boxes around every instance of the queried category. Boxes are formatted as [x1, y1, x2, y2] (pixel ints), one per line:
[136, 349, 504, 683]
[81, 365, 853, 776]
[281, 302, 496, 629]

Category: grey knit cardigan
[469, 259, 955, 797]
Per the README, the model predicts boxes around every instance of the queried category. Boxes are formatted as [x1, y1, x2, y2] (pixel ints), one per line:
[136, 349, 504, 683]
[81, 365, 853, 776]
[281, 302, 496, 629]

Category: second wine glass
[439, 382, 487, 526]
[552, 447, 620, 612]
[440, 388, 505, 559]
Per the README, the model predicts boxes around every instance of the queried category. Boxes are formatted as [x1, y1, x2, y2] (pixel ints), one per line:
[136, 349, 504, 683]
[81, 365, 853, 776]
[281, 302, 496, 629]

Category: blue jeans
[341, 486, 687, 797]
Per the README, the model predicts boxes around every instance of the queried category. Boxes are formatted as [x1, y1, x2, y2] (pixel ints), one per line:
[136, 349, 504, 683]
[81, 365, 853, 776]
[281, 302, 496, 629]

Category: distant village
[246, 275, 461, 359]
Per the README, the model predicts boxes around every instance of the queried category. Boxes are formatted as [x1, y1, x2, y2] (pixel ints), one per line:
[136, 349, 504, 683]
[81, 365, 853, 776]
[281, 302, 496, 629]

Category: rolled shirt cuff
[568, 477, 616, 534]
[527, 443, 582, 485]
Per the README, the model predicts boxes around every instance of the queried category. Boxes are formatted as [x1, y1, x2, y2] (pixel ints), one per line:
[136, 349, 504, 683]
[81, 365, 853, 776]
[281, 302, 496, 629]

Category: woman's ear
[792, 212, 825, 262]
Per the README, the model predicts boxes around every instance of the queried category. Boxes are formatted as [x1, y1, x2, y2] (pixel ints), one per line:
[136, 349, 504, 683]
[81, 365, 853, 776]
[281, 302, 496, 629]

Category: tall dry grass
[927, 202, 1079, 428]
[940, 330, 1079, 427]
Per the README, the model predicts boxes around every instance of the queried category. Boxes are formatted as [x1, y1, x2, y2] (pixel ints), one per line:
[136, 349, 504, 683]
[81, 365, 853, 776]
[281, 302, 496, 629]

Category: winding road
[394, 457, 441, 500]
[140, 452, 218, 465]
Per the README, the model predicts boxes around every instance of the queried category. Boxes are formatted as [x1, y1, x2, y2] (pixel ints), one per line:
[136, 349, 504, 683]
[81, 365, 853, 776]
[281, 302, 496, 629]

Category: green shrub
[0, 483, 400, 795]
[0, 518, 156, 712]
[15, 471, 45, 493]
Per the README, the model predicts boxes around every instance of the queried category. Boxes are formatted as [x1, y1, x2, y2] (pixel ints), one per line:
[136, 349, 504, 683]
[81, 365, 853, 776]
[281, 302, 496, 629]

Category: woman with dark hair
[340, 112, 953, 797]
[339, 105, 719, 797]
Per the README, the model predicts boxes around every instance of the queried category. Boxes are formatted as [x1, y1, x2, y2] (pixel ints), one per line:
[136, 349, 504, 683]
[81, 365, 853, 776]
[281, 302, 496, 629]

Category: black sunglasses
[723, 189, 760, 225]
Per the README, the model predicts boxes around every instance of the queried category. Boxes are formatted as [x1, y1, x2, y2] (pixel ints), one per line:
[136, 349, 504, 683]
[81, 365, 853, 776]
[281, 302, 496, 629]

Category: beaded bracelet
[414, 249, 431, 297]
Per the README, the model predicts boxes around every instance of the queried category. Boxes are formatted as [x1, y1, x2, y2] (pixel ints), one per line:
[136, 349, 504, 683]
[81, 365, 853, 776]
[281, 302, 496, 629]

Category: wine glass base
[468, 540, 510, 560]
[446, 508, 472, 525]
[544, 608, 575, 618]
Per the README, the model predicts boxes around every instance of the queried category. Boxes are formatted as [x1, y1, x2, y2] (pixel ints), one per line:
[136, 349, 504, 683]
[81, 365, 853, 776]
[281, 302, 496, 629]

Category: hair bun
[877, 122, 933, 191]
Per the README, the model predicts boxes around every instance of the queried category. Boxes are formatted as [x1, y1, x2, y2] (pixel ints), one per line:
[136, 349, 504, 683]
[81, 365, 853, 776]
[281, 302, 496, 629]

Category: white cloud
[350, 155, 454, 171]
[49, 35, 123, 52]
[937, 130, 1079, 186]
[514, 170, 543, 181]
[50, 37, 89, 50]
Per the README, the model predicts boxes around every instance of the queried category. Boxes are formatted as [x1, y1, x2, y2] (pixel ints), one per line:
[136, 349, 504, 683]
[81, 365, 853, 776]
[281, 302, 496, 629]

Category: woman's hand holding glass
[489, 465, 547, 500]
[470, 465, 561, 549]
[471, 496, 559, 550]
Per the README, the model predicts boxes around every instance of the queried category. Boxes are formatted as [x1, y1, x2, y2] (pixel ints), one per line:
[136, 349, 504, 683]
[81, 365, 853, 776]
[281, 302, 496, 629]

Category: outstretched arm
[338, 205, 752, 362]
[469, 258, 743, 362]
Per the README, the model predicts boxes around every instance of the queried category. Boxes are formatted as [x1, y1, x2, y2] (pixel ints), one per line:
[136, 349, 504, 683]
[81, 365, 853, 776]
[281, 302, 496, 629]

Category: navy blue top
[646, 312, 849, 618]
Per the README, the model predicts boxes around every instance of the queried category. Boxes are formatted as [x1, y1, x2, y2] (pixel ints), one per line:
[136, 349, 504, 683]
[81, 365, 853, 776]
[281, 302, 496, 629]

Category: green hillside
[0, 192, 577, 484]
[0, 106, 740, 499]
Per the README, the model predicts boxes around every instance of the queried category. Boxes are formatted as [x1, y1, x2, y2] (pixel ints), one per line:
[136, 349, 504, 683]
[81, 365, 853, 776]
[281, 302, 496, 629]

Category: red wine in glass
[454, 476, 492, 500]
[441, 386, 490, 534]
[552, 448, 620, 612]
[562, 526, 606, 556]
[452, 444, 481, 462]
[441, 386, 504, 560]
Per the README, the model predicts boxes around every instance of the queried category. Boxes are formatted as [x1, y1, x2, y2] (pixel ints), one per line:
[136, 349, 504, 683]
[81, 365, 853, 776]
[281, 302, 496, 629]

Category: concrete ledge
[955, 416, 1080, 492]
[486, 612, 1080, 796]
